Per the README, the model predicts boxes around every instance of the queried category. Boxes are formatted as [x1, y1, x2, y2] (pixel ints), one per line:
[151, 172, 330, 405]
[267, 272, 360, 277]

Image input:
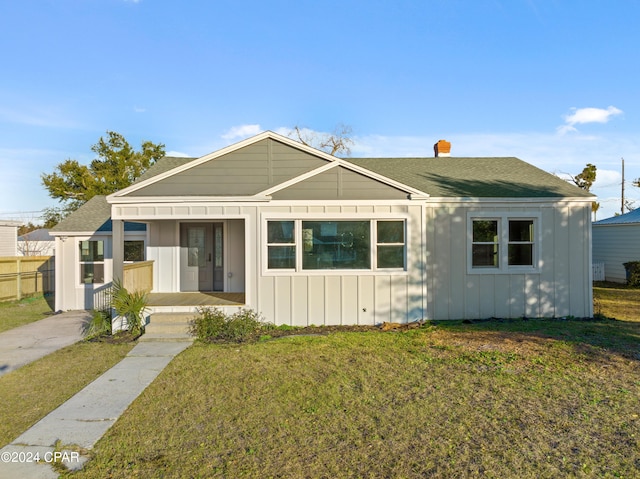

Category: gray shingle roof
[50, 196, 146, 233]
[594, 208, 640, 225]
[346, 157, 594, 198]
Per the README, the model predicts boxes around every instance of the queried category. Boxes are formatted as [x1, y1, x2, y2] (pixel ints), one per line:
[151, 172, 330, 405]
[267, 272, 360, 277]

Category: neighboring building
[50, 131, 594, 323]
[592, 208, 640, 283]
[0, 220, 22, 256]
[18, 228, 56, 256]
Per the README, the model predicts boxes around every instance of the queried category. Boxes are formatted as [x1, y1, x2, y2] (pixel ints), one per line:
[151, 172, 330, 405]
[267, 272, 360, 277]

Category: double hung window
[79, 240, 104, 284]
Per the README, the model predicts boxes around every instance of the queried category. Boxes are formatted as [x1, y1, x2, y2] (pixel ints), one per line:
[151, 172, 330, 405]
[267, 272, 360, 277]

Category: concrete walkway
[0, 310, 91, 377]
[0, 340, 192, 478]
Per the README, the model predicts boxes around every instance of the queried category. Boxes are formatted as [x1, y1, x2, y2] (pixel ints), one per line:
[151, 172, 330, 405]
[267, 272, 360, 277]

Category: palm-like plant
[111, 280, 148, 336]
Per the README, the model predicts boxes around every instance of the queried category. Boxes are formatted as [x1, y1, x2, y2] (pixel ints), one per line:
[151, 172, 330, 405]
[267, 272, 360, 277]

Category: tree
[41, 131, 165, 220]
[289, 124, 354, 156]
[569, 163, 597, 191]
[567, 163, 599, 216]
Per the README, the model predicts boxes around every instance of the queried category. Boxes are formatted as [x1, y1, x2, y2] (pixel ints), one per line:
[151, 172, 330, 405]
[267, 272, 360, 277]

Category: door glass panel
[188, 227, 205, 267]
[215, 226, 223, 267]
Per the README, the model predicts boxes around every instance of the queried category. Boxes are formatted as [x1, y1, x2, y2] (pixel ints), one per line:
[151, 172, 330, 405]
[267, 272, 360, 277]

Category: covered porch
[147, 291, 245, 307]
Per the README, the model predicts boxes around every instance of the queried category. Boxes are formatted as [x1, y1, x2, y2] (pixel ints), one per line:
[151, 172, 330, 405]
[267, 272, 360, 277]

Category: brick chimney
[434, 139, 451, 157]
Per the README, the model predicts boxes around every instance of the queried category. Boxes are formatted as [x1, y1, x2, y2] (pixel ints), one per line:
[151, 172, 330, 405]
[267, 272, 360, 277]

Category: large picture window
[79, 240, 104, 284]
[266, 219, 406, 272]
[302, 221, 370, 270]
[469, 216, 537, 272]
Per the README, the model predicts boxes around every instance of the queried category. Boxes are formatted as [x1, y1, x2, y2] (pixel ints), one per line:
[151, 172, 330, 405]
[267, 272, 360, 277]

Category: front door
[180, 223, 224, 291]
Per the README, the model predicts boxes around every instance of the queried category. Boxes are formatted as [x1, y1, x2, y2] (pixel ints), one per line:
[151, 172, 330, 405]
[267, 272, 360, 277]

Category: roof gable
[270, 163, 411, 200]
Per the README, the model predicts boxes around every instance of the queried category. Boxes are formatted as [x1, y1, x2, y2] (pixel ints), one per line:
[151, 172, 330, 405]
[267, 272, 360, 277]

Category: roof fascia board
[108, 131, 337, 200]
[109, 195, 272, 204]
[424, 197, 595, 204]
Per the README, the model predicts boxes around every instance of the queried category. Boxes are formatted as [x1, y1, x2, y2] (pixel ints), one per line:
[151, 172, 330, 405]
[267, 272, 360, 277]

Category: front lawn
[68, 317, 640, 478]
[0, 341, 135, 447]
[0, 293, 55, 333]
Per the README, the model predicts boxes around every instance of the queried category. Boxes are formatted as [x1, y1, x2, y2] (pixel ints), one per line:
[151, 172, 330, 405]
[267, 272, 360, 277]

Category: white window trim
[467, 212, 541, 275]
[261, 213, 409, 276]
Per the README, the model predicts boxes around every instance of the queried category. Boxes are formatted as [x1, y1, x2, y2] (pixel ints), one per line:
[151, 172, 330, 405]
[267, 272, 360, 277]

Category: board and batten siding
[256, 203, 425, 326]
[592, 224, 640, 282]
[424, 202, 592, 320]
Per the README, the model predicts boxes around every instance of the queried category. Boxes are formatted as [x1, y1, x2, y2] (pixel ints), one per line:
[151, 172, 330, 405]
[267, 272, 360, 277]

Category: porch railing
[93, 260, 154, 311]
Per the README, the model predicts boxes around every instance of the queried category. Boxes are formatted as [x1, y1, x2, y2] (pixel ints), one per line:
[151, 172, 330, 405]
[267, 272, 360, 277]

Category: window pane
[509, 220, 533, 242]
[472, 220, 498, 242]
[268, 246, 296, 269]
[302, 221, 370, 269]
[80, 263, 104, 284]
[79, 240, 104, 262]
[268, 221, 294, 243]
[377, 245, 404, 268]
[377, 221, 404, 243]
[472, 244, 499, 267]
[509, 244, 533, 266]
[124, 241, 145, 262]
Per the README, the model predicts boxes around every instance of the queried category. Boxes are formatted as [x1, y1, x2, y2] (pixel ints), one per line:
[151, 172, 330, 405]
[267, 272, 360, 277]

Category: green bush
[86, 309, 112, 339]
[111, 280, 148, 336]
[623, 261, 640, 287]
[189, 307, 273, 343]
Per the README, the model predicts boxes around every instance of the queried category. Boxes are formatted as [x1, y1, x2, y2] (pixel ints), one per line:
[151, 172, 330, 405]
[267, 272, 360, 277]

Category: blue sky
[1, 0, 639, 222]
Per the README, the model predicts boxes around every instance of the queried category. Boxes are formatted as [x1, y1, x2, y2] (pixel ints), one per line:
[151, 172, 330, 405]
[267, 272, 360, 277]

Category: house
[0, 220, 22, 256]
[50, 131, 594, 325]
[17, 228, 56, 256]
[592, 208, 640, 283]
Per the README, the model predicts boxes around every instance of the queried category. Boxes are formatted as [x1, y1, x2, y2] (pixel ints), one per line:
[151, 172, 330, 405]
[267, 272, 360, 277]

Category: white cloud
[165, 150, 191, 158]
[221, 124, 262, 140]
[557, 106, 623, 134]
[134, 106, 146, 113]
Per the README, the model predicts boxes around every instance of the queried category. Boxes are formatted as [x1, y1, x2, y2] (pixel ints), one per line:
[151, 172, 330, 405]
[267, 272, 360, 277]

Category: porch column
[112, 219, 124, 285]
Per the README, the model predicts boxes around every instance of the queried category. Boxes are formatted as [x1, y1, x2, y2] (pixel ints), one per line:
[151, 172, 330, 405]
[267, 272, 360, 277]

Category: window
[79, 240, 104, 284]
[267, 221, 296, 269]
[124, 241, 145, 262]
[265, 219, 406, 272]
[508, 220, 534, 266]
[472, 220, 499, 268]
[376, 221, 405, 269]
[302, 221, 370, 270]
[469, 215, 537, 273]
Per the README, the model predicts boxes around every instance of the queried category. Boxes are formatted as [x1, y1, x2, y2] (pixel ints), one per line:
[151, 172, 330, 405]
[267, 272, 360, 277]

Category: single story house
[50, 131, 594, 325]
[592, 208, 640, 283]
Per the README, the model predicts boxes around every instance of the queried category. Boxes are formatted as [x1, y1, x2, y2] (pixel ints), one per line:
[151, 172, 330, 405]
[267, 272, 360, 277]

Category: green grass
[0, 341, 135, 447]
[594, 282, 640, 322]
[0, 293, 55, 333]
[67, 317, 640, 479]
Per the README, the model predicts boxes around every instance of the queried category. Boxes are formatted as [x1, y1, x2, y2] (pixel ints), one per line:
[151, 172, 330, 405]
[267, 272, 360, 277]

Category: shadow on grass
[431, 316, 640, 362]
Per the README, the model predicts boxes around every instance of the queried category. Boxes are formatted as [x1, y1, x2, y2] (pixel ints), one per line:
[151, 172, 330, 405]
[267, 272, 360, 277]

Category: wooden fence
[0, 256, 55, 302]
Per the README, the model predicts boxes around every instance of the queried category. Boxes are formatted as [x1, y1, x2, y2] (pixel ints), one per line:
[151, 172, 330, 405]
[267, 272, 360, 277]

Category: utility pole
[621, 157, 625, 215]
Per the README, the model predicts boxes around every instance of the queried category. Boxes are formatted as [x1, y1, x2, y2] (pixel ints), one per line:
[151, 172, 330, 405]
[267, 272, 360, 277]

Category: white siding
[593, 224, 640, 283]
[0, 224, 18, 256]
[256, 203, 425, 326]
[424, 202, 592, 320]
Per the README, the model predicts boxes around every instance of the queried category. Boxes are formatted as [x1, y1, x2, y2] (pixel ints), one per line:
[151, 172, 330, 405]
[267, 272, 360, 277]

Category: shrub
[623, 261, 640, 287]
[111, 280, 148, 336]
[86, 309, 112, 339]
[189, 307, 273, 343]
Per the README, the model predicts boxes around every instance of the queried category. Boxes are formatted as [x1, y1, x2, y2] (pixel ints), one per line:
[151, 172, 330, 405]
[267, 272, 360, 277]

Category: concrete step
[142, 313, 194, 341]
